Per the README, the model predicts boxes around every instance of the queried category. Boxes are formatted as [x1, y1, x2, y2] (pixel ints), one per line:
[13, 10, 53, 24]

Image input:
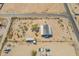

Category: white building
[40, 24, 52, 38]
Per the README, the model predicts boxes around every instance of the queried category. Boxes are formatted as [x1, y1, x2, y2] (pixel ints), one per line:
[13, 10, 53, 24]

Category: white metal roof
[40, 24, 52, 35]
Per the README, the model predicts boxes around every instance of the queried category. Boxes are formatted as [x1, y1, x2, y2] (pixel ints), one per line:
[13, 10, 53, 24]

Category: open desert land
[70, 3, 79, 14]
[1, 42, 76, 56]
[1, 16, 78, 56]
[0, 3, 79, 56]
[75, 16, 79, 26]
[0, 3, 65, 14]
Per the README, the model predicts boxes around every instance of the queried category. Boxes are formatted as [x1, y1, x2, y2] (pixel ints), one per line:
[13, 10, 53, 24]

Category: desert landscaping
[0, 16, 78, 56]
[0, 3, 79, 56]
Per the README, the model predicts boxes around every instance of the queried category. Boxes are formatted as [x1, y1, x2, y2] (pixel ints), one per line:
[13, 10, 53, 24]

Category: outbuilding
[40, 24, 52, 38]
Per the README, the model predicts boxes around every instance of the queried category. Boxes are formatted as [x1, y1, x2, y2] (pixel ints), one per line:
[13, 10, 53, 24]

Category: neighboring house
[40, 24, 52, 38]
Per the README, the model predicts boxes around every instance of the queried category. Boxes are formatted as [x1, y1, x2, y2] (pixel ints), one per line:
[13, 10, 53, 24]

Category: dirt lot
[70, 4, 79, 14]
[0, 16, 77, 56]
[6, 16, 76, 42]
[0, 3, 65, 14]
[1, 41, 76, 56]
[0, 16, 9, 42]
[75, 16, 79, 25]
[0, 3, 78, 56]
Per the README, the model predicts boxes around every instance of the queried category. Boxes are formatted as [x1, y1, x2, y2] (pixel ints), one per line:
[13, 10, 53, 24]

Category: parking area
[75, 16, 79, 25]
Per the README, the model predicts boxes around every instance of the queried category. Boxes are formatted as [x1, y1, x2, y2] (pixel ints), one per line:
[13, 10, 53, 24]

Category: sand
[1, 42, 76, 56]
[75, 16, 79, 24]
[7, 16, 75, 42]
[70, 4, 79, 14]
[0, 3, 78, 56]
[0, 3, 65, 14]
[1, 16, 77, 56]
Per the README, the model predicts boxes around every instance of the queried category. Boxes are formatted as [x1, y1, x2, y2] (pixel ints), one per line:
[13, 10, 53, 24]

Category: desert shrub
[32, 50, 37, 56]
[31, 24, 39, 32]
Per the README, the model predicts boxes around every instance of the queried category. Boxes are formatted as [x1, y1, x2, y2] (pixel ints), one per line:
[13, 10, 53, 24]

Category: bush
[32, 50, 37, 56]
[31, 24, 39, 32]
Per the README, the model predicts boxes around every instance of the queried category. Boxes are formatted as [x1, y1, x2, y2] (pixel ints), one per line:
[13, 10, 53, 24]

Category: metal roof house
[40, 24, 52, 38]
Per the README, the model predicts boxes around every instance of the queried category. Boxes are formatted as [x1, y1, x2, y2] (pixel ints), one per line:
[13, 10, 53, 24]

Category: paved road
[0, 17, 12, 53]
[68, 4, 79, 32]
[0, 13, 67, 17]
[64, 3, 79, 55]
